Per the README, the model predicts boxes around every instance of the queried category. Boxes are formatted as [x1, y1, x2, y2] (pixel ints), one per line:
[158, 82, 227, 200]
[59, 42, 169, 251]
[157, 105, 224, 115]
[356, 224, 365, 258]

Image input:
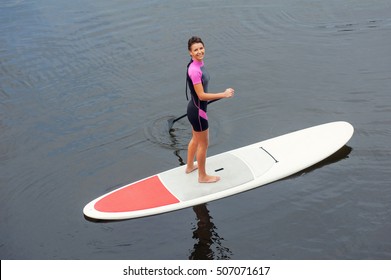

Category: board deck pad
[83, 121, 354, 220]
[160, 149, 275, 201]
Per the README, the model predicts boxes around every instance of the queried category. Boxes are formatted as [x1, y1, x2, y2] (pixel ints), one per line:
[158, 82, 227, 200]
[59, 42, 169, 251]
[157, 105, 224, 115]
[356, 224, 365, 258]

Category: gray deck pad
[159, 150, 274, 201]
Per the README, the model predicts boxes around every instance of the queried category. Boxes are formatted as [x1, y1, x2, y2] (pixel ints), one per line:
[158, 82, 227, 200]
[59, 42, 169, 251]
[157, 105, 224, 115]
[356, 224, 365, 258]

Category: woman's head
[188, 36, 205, 62]
[188, 36, 204, 51]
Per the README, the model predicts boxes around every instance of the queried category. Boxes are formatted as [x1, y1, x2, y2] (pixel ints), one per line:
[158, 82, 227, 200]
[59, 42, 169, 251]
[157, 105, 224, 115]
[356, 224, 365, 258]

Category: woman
[185, 36, 235, 183]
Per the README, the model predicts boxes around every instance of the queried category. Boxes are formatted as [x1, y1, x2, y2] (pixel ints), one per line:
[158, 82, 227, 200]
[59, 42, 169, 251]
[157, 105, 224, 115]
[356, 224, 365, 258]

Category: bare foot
[185, 164, 198, 174]
[198, 175, 220, 183]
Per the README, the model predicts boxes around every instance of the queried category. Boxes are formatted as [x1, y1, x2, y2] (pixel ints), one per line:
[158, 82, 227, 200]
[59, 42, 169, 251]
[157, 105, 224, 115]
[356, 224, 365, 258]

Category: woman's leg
[186, 129, 198, 173]
[193, 129, 220, 183]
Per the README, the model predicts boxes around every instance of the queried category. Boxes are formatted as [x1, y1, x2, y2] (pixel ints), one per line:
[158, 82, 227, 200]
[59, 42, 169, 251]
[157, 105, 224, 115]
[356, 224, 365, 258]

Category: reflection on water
[289, 145, 353, 178]
[189, 204, 232, 260]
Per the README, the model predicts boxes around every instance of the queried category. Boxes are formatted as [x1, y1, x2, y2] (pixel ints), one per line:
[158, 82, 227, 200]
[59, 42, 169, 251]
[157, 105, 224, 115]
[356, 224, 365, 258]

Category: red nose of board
[94, 176, 179, 213]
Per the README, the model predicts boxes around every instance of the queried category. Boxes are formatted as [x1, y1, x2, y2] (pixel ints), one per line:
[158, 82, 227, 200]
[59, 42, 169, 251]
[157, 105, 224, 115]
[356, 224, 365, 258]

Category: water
[1, 0, 390, 259]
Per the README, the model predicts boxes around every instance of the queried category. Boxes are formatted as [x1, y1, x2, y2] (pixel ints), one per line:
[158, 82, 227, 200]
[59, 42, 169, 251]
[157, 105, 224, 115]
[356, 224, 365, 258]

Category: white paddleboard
[83, 121, 354, 220]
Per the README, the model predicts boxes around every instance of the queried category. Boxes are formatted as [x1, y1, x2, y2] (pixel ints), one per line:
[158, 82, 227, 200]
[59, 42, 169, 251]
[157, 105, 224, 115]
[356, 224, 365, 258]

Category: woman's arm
[194, 83, 234, 101]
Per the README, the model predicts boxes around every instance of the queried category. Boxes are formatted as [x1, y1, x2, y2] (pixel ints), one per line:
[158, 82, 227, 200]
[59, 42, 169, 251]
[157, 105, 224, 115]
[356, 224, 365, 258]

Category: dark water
[1, 0, 391, 259]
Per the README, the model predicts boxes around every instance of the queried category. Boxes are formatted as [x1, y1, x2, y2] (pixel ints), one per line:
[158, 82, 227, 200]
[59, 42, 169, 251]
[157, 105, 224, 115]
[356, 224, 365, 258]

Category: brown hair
[188, 36, 204, 51]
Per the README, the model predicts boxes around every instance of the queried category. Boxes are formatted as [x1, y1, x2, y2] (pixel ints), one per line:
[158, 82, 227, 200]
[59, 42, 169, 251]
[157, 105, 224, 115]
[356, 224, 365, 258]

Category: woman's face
[189, 43, 205, 62]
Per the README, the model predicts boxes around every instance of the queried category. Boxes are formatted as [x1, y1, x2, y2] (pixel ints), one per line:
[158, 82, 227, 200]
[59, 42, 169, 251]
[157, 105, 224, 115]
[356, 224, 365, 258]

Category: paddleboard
[83, 121, 354, 220]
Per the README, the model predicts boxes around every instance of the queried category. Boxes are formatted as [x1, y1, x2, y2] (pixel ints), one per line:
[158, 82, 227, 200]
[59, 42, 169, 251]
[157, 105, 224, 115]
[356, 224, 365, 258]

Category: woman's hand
[224, 88, 235, 98]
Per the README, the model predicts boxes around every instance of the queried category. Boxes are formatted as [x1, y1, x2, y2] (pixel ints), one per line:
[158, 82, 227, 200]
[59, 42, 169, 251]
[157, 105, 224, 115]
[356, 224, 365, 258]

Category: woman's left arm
[193, 83, 234, 101]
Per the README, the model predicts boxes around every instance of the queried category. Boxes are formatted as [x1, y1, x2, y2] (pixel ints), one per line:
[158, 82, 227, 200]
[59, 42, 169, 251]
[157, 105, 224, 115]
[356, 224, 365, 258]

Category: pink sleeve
[188, 66, 202, 85]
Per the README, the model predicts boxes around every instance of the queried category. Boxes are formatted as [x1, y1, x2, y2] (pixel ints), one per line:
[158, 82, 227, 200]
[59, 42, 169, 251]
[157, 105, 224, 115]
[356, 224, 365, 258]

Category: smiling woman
[185, 36, 235, 183]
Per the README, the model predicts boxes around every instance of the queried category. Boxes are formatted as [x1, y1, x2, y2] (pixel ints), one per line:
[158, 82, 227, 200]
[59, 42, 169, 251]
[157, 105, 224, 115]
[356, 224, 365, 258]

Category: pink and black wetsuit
[186, 59, 210, 132]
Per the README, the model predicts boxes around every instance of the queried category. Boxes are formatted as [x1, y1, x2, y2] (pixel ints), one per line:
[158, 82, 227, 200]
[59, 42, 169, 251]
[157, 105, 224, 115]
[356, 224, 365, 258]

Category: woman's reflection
[189, 203, 232, 260]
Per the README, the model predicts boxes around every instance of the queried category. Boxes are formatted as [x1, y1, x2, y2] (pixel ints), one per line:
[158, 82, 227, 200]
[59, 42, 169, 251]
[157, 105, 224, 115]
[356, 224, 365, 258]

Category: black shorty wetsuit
[186, 59, 210, 132]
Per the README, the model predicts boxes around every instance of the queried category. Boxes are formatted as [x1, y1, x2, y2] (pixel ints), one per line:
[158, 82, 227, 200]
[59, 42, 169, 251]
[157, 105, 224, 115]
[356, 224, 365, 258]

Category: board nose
[94, 176, 179, 213]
